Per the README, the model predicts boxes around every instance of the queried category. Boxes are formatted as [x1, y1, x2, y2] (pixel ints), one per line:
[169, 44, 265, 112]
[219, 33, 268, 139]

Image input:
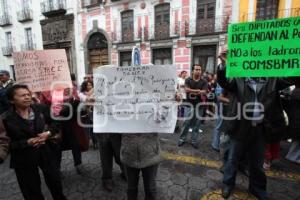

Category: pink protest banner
[12, 49, 72, 92]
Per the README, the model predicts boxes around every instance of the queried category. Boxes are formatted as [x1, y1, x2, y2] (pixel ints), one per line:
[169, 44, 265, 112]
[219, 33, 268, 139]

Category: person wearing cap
[217, 50, 291, 200]
[0, 70, 14, 114]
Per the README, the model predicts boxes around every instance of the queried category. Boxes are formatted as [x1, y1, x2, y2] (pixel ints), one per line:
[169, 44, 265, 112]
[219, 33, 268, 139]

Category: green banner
[227, 16, 300, 77]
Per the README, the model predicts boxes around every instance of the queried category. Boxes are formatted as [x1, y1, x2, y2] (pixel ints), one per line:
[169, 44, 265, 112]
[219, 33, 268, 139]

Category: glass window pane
[164, 14, 170, 23]
[198, 5, 205, 19]
[155, 59, 161, 65]
[207, 3, 215, 18]
[163, 58, 171, 65]
[153, 48, 172, 65]
[155, 4, 170, 23]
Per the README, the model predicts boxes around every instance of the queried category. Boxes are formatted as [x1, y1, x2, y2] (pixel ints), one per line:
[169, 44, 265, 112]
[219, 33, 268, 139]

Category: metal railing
[149, 22, 181, 40]
[110, 16, 230, 43]
[2, 46, 14, 56]
[41, 0, 66, 15]
[121, 28, 134, 43]
[21, 43, 36, 51]
[154, 22, 170, 40]
[195, 15, 230, 35]
[241, 8, 300, 22]
[82, 0, 102, 8]
[17, 8, 33, 22]
[0, 13, 12, 27]
[111, 27, 142, 43]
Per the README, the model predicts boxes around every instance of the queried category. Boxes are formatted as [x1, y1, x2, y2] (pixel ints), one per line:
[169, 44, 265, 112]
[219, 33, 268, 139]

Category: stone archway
[84, 28, 111, 74]
[87, 32, 109, 73]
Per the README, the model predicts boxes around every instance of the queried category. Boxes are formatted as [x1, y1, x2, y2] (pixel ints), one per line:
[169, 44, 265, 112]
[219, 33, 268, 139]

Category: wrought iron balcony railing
[21, 43, 36, 51]
[0, 14, 12, 27]
[111, 27, 141, 43]
[148, 22, 181, 40]
[17, 8, 33, 22]
[154, 22, 170, 40]
[193, 15, 230, 35]
[41, 0, 66, 17]
[122, 28, 134, 43]
[241, 7, 300, 22]
[2, 45, 14, 56]
[82, 0, 103, 8]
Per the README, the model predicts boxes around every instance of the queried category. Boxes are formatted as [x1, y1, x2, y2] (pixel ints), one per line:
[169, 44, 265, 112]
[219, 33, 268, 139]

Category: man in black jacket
[2, 84, 67, 200]
[217, 51, 291, 200]
[0, 70, 14, 114]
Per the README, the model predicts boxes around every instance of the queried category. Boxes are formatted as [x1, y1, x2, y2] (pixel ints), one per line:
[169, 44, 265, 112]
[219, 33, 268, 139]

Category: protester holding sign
[217, 50, 291, 200]
[285, 78, 300, 164]
[2, 84, 67, 200]
[98, 133, 125, 192]
[58, 82, 87, 174]
[121, 133, 162, 200]
[79, 80, 97, 149]
[121, 93, 181, 200]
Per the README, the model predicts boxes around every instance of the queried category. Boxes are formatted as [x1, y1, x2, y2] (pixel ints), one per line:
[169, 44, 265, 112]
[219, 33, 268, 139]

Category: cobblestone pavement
[0, 121, 300, 200]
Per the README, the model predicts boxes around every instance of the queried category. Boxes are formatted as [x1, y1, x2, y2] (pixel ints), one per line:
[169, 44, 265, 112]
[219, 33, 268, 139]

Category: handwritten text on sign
[93, 65, 178, 134]
[227, 16, 300, 77]
[13, 49, 72, 92]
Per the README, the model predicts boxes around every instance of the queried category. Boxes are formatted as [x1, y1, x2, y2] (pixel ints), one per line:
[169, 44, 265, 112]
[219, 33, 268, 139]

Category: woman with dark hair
[79, 80, 97, 148]
[2, 84, 67, 200]
[80, 80, 94, 96]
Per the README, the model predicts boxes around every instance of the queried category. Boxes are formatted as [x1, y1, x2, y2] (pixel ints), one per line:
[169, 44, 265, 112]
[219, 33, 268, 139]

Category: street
[0, 121, 299, 200]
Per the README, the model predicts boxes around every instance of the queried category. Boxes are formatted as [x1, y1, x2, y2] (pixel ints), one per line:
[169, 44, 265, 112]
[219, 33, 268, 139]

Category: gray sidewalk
[0, 121, 299, 200]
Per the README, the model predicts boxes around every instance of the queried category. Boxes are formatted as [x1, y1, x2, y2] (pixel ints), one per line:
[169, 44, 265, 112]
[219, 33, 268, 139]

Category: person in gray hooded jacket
[121, 133, 163, 200]
[121, 94, 180, 200]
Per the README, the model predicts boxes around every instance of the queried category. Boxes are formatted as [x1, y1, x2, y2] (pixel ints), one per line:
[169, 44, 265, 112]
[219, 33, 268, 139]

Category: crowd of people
[0, 49, 299, 200]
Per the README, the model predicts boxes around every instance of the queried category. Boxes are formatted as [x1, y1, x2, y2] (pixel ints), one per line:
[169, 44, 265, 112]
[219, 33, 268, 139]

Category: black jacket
[217, 65, 291, 142]
[285, 88, 300, 139]
[0, 80, 14, 114]
[2, 104, 60, 169]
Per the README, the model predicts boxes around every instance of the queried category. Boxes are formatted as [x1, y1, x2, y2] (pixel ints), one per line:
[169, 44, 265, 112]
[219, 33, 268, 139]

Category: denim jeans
[125, 164, 159, 200]
[223, 124, 267, 199]
[211, 115, 223, 151]
[179, 105, 204, 144]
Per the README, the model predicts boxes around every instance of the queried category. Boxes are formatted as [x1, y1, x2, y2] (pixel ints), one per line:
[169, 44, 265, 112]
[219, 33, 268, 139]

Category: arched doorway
[87, 32, 109, 73]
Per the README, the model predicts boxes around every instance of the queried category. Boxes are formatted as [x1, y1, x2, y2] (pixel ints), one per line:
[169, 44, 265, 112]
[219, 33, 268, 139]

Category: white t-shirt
[177, 77, 186, 99]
